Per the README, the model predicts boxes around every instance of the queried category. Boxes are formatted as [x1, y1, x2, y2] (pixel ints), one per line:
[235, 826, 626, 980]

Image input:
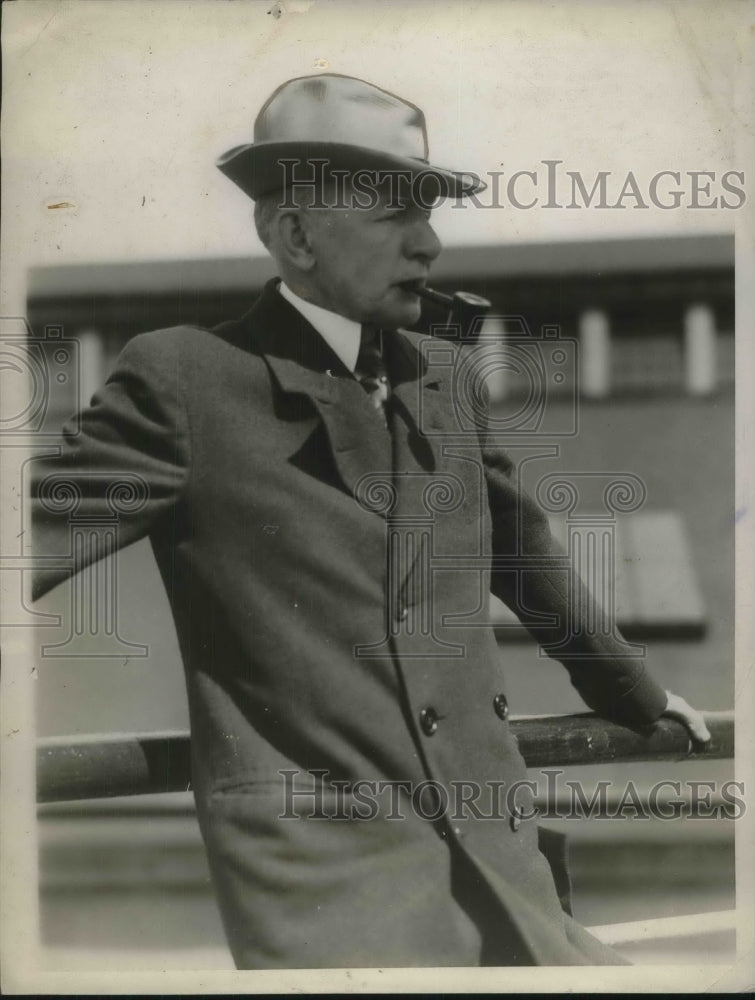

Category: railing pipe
[36, 711, 734, 805]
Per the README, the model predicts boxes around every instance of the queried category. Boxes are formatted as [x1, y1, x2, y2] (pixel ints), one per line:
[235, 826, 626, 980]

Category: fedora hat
[216, 73, 486, 201]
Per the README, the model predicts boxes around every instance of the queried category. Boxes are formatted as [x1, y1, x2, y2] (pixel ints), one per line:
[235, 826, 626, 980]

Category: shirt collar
[278, 280, 362, 373]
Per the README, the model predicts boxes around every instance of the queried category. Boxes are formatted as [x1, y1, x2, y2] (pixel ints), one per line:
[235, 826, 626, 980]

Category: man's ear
[276, 209, 315, 271]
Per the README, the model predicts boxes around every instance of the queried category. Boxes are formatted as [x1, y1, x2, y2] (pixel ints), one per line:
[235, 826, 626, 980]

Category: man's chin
[375, 294, 422, 330]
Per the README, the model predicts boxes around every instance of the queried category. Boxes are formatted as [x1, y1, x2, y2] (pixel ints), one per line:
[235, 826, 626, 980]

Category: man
[32, 74, 709, 968]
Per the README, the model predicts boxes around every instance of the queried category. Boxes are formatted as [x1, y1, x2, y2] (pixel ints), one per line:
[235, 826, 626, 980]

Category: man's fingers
[683, 713, 711, 744]
[663, 691, 711, 743]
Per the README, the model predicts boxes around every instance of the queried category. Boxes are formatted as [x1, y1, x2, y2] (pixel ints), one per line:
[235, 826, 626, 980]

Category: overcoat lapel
[383, 328, 447, 479]
[381, 330, 453, 606]
[245, 281, 394, 499]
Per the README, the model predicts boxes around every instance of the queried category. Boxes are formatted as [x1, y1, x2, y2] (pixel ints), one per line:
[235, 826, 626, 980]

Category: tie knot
[355, 326, 390, 425]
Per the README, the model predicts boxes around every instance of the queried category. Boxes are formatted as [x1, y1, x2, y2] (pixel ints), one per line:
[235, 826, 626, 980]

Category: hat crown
[216, 73, 486, 201]
[253, 74, 428, 161]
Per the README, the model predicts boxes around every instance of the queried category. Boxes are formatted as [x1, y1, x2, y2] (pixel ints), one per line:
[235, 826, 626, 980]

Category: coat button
[493, 693, 509, 721]
[419, 707, 439, 736]
[510, 805, 523, 832]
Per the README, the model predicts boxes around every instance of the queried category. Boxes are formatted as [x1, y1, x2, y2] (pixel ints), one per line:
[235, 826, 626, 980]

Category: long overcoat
[32, 279, 667, 968]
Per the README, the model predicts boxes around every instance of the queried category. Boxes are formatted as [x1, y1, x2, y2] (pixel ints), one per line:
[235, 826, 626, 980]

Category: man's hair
[253, 191, 282, 250]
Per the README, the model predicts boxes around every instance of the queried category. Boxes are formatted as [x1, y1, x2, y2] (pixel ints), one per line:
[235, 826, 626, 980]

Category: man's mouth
[395, 278, 427, 295]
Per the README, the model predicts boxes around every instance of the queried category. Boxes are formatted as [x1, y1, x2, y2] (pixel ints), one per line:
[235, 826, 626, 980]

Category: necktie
[355, 326, 390, 427]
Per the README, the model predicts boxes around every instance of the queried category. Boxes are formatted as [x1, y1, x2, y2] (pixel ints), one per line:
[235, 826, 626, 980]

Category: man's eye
[381, 206, 432, 221]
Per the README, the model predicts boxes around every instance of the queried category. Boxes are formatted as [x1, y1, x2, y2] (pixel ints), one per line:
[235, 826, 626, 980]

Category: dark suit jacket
[32, 279, 667, 968]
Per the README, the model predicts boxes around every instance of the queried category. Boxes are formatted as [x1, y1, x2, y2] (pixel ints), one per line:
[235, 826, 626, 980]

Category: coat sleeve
[480, 436, 667, 728]
[31, 330, 191, 601]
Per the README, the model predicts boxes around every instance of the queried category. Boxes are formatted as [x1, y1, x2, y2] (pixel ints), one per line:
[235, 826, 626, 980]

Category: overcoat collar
[238, 280, 446, 500]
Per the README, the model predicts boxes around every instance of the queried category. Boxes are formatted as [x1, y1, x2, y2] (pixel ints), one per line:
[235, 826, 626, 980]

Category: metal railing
[37, 710, 734, 804]
[36, 709, 736, 961]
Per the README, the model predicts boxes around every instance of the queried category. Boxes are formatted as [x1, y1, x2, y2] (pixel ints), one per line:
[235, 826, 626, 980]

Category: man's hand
[662, 690, 711, 743]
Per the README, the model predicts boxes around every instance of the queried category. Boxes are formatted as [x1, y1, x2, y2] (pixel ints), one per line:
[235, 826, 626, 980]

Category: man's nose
[405, 217, 442, 263]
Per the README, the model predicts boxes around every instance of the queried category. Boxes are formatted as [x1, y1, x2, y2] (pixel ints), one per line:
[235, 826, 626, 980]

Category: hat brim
[216, 141, 486, 201]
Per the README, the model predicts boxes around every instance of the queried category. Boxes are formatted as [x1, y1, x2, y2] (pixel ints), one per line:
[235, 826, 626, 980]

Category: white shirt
[278, 280, 362, 373]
